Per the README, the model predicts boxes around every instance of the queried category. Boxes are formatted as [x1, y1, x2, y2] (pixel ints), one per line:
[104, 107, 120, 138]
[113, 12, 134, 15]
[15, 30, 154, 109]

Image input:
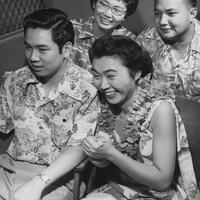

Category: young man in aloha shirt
[70, 0, 138, 71]
[137, 0, 200, 102]
[0, 9, 100, 200]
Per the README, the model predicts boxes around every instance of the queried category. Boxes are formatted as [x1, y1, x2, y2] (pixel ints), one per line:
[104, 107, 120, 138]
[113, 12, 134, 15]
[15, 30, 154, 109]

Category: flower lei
[97, 75, 175, 159]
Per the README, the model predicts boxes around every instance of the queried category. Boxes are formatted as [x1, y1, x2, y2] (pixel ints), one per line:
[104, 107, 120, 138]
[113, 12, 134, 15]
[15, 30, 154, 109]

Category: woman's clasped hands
[83, 132, 114, 167]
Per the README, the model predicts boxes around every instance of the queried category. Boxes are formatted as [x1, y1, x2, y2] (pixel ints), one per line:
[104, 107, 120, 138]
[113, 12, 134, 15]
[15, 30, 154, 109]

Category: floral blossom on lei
[96, 74, 175, 159]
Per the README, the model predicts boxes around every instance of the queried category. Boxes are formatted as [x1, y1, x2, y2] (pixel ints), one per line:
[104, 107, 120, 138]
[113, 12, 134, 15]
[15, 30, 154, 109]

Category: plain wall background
[0, 0, 200, 84]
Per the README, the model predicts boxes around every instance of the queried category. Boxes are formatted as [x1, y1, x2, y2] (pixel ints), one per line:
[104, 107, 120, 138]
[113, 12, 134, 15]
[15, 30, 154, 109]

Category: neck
[42, 59, 68, 96]
[120, 86, 138, 117]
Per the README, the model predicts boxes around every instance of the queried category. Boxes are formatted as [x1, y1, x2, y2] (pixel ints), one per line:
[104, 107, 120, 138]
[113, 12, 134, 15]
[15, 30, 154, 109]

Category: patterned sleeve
[70, 95, 100, 145]
[0, 72, 14, 134]
[136, 30, 147, 49]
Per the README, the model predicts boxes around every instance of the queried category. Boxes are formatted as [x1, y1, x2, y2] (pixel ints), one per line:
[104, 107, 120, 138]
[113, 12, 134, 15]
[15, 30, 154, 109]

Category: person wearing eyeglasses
[70, 0, 138, 71]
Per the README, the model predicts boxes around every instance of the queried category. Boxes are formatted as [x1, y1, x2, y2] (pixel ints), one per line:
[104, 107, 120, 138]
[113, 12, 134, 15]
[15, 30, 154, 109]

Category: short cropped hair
[89, 35, 153, 78]
[23, 8, 74, 53]
[90, 0, 138, 17]
[190, 0, 197, 7]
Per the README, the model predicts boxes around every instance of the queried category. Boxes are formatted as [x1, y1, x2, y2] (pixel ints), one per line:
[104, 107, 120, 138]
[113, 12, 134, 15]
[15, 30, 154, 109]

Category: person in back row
[70, 0, 138, 70]
[137, 0, 200, 102]
[0, 8, 99, 200]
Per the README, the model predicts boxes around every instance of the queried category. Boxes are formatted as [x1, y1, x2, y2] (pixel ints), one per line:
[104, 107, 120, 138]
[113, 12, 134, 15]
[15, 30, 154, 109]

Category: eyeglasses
[96, 1, 127, 17]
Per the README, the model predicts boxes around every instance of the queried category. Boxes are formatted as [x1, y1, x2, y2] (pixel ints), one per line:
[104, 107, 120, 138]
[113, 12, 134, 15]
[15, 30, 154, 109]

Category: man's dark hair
[190, 0, 197, 7]
[23, 8, 74, 53]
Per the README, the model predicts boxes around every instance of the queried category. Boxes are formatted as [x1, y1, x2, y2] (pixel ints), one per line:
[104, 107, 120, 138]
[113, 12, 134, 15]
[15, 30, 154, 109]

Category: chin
[106, 98, 120, 105]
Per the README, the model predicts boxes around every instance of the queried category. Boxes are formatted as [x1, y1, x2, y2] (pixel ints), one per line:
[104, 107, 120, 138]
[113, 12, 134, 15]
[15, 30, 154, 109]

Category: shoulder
[150, 100, 175, 127]
[152, 100, 174, 116]
[2, 66, 32, 87]
[71, 16, 94, 30]
[137, 27, 164, 53]
[113, 26, 137, 40]
[67, 62, 93, 82]
[63, 62, 97, 98]
[137, 27, 156, 38]
[136, 26, 160, 45]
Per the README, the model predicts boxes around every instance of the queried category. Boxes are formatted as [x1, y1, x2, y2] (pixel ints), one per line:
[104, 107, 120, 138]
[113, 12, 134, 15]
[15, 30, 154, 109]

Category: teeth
[105, 91, 115, 96]
[101, 18, 112, 24]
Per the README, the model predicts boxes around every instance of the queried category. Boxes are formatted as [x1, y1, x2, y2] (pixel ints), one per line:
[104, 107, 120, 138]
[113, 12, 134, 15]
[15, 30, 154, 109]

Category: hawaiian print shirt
[0, 62, 100, 165]
[137, 19, 200, 102]
[70, 16, 137, 70]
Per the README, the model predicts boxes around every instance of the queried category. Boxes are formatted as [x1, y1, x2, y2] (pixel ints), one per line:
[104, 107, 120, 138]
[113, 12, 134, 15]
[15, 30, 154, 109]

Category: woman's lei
[96, 75, 175, 159]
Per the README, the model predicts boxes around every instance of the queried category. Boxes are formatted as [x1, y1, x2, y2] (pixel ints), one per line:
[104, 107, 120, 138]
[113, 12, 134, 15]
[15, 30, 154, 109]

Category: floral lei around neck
[97, 75, 175, 159]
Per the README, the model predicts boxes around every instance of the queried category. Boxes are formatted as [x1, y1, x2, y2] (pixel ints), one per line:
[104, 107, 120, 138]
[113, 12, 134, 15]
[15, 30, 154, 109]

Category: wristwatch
[38, 172, 51, 185]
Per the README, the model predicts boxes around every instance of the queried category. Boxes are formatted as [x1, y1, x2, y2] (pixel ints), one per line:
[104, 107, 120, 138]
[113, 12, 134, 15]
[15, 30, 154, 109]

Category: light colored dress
[137, 19, 200, 102]
[83, 77, 200, 200]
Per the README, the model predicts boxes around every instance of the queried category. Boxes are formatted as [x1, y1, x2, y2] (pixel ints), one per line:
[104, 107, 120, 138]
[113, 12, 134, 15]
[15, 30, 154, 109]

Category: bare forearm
[37, 145, 86, 190]
[108, 149, 173, 191]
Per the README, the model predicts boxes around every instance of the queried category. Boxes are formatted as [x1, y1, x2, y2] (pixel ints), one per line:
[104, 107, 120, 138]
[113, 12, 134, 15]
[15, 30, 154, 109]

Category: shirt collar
[58, 60, 97, 101]
[190, 19, 200, 53]
[77, 16, 96, 41]
[77, 16, 123, 41]
[23, 62, 96, 102]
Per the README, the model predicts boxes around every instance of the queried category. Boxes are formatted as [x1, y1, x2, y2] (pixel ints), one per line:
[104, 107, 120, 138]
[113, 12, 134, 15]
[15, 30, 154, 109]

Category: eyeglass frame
[96, 0, 127, 17]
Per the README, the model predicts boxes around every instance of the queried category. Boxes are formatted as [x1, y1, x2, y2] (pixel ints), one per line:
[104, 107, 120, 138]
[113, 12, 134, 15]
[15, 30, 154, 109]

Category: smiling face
[24, 28, 69, 83]
[94, 0, 127, 34]
[91, 56, 137, 110]
[154, 0, 196, 42]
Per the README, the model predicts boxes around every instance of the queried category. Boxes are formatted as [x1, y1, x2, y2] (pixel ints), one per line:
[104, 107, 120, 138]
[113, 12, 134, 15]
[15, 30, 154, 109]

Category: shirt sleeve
[0, 72, 14, 134]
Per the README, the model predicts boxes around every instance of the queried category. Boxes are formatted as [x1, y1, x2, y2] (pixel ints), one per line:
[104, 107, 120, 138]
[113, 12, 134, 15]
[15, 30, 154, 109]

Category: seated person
[137, 0, 200, 102]
[82, 35, 200, 199]
[0, 8, 99, 200]
[70, 0, 138, 70]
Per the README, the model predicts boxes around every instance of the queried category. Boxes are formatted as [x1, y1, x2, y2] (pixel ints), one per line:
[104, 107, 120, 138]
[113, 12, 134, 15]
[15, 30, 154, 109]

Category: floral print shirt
[137, 19, 200, 102]
[70, 16, 137, 70]
[0, 62, 100, 165]
[96, 77, 199, 199]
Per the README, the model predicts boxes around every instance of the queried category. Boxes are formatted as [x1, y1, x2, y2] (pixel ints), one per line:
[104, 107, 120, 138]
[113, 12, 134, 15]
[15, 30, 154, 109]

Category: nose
[100, 77, 110, 90]
[103, 7, 113, 17]
[159, 14, 168, 25]
[30, 50, 40, 62]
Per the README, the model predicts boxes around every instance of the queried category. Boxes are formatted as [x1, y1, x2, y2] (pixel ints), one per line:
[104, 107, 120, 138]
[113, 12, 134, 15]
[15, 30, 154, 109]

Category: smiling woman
[70, 0, 138, 71]
[81, 35, 200, 200]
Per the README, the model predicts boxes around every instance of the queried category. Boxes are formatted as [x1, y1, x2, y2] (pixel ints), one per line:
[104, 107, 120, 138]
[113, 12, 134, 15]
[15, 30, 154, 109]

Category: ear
[190, 7, 198, 22]
[91, 1, 95, 10]
[135, 71, 142, 82]
[62, 42, 73, 58]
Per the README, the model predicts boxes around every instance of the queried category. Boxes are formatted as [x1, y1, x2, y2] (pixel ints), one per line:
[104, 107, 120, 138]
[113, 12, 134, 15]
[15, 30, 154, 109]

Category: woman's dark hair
[90, 0, 138, 18]
[89, 35, 153, 78]
[23, 8, 74, 53]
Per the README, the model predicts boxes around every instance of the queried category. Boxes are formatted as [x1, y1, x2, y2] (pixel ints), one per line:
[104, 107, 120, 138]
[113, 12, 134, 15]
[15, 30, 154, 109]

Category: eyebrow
[100, 0, 125, 9]
[154, 8, 178, 12]
[24, 41, 49, 48]
[91, 68, 117, 74]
